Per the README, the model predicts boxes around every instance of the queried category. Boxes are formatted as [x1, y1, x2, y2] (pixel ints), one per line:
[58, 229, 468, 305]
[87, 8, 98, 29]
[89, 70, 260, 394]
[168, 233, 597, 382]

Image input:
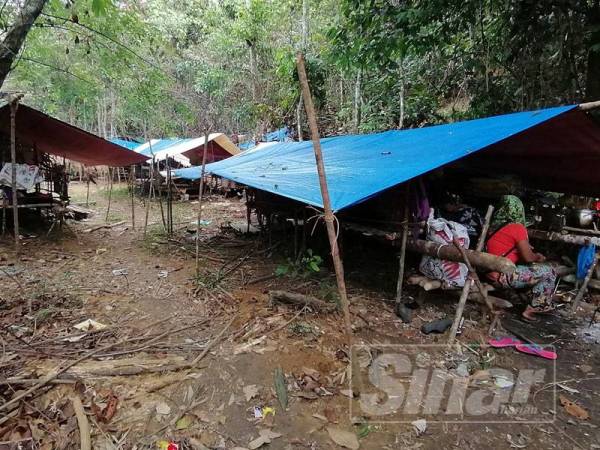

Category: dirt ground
[1, 181, 599, 450]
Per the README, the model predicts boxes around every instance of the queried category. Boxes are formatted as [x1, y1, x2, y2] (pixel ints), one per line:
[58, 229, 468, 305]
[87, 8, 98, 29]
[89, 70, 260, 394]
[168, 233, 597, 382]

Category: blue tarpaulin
[110, 138, 142, 151]
[179, 105, 578, 211]
[138, 139, 189, 156]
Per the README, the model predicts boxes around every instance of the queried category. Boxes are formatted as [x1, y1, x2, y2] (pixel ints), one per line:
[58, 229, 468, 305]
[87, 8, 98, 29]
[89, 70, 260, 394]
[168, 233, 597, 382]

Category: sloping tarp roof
[134, 134, 240, 167]
[172, 142, 278, 180]
[110, 138, 142, 151]
[0, 104, 147, 166]
[201, 105, 595, 211]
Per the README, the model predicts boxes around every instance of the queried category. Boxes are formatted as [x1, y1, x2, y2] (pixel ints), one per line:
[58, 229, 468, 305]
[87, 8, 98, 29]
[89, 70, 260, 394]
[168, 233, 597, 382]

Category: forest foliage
[2, 0, 599, 140]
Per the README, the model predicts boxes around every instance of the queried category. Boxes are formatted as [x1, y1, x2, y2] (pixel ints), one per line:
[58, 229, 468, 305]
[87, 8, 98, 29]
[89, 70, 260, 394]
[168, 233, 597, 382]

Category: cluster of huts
[3, 95, 600, 328]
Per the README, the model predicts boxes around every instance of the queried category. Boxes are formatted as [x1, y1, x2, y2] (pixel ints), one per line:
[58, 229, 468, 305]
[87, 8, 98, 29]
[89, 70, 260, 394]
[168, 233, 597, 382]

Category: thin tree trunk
[352, 69, 361, 133]
[296, 96, 303, 141]
[105, 168, 113, 222]
[0, 0, 48, 89]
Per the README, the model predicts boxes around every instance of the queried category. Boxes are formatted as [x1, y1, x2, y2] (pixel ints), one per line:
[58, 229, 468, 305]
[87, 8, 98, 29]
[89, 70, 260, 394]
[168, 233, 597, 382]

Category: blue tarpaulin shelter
[173, 105, 600, 211]
[109, 138, 142, 151]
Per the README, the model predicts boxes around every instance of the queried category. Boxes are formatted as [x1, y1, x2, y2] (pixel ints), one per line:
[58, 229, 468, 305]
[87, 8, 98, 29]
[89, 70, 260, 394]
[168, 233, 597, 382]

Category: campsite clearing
[1, 183, 599, 449]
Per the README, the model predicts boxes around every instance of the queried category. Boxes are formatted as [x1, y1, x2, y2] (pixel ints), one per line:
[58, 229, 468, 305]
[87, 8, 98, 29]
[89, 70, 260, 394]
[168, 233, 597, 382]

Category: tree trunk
[301, 0, 309, 50]
[0, 0, 47, 89]
[406, 239, 516, 274]
[586, 3, 600, 101]
[352, 69, 361, 133]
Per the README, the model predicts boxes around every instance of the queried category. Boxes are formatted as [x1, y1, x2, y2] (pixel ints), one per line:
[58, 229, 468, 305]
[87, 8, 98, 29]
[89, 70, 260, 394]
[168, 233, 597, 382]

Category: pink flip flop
[515, 343, 557, 360]
[488, 337, 522, 348]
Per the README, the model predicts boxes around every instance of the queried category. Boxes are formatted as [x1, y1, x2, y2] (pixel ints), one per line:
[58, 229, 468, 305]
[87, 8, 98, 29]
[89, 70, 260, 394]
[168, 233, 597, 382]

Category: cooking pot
[572, 209, 596, 228]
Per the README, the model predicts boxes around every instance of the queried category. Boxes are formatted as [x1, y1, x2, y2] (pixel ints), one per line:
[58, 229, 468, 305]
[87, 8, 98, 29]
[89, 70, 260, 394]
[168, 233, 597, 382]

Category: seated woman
[486, 195, 557, 322]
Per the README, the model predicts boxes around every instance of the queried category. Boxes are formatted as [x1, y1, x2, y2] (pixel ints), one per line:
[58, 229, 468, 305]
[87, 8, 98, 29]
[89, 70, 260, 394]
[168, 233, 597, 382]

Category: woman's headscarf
[491, 195, 526, 231]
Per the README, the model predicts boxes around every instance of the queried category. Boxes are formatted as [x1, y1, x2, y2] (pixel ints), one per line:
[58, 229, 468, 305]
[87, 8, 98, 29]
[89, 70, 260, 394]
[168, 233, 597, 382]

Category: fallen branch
[269, 290, 336, 312]
[191, 315, 237, 365]
[83, 221, 126, 233]
[72, 395, 91, 450]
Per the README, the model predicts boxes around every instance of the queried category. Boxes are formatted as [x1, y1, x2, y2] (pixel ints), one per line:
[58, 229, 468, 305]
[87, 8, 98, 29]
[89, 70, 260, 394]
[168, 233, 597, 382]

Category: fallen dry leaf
[324, 406, 338, 423]
[327, 426, 359, 449]
[559, 395, 589, 420]
[243, 385, 259, 402]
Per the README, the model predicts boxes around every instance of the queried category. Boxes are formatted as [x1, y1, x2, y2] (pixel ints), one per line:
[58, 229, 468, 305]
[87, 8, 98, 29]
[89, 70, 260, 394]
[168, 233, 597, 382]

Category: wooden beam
[529, 229, 600, 246]
[579, 100, 600, 111]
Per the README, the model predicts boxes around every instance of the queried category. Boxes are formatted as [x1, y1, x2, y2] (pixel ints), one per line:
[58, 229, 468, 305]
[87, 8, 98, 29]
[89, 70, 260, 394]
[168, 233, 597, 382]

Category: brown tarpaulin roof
[0, 104, 147, 166]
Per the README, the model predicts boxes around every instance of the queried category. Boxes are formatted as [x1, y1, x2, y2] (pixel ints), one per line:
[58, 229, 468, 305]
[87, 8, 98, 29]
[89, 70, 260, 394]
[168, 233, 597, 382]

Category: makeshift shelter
[0, 104, 147, 167]
[0, 102, 146, 233]
[135, 134, 239, 167]
[201, 104, 600, 211]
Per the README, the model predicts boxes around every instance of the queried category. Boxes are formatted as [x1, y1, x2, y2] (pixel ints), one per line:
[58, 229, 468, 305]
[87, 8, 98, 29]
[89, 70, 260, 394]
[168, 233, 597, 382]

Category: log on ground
[269, 290, 336, 312]
[406, 239, 516, 274]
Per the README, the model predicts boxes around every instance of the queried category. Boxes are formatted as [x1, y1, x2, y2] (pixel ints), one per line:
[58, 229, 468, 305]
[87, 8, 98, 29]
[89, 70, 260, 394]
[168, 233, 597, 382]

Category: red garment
[487, 223, 528, 264]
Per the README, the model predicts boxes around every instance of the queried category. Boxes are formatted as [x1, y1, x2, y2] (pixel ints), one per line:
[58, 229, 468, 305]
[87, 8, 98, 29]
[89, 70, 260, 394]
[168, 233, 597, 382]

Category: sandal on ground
[515, 343, 557, 360]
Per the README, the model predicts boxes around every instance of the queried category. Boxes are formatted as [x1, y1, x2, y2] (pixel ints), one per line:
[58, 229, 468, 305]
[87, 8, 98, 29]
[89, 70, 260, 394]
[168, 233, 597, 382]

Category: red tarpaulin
[0, 104, 147, 166]
[456, 108, 600, 196]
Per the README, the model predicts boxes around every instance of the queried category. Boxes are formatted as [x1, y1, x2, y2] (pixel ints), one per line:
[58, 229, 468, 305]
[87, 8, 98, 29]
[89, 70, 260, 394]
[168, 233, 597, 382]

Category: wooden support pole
[166, 155, 173, 234]
[452, 237, 495, 312]
[448, 278, 474, 345]
[296, 53, 352, 341]
[572, 253, 598, 311]
[143, 159, 154, 236]
[196, 131, 210, 280]
[105, 167, 113, 222]
[448, 204, 495, 344]
[395, 183, 410, 304]
[130, 164, 135, 230]
[476, 205, 494, 252]
[9, 100, 19, 254]
[85, 176, 90, 208]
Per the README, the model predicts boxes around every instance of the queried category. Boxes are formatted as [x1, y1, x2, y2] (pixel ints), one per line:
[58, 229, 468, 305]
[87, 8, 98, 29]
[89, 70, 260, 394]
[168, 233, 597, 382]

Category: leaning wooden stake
[143, 161, 154, 236]
[296, 53, 352, 340]
[395, 183, 410, 304]
[129, 164, 136, 230]
[448, 206, 494, 344]
[196, 130, 210, 280]
[9, 100, 19, 254]
[572, 252, 598, 311]
[105, 167, 113, 222]
[447, 278, 474, 345]
[476, 205, 494, 252]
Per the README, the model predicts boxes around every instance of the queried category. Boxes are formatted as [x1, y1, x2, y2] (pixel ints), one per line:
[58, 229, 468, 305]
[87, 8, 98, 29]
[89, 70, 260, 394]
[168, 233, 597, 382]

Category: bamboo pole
[395, 183, 410, 304]
[9, 100, 19, 254]
[296, 53, 352, 340]
[129, 164, 136, 230]
[196, 130, 210, 280]
[105, 167, 113, 222]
